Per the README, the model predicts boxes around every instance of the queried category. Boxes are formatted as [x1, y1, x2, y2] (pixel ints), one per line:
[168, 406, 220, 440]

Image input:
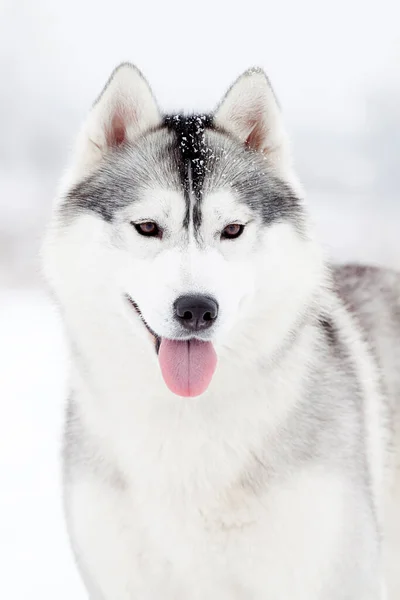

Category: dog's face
[44, 64, 322, 397]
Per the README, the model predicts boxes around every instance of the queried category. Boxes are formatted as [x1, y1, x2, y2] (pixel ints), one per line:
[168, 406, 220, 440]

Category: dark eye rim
[131, 221, 162, 238]
[221, 223, 245, 240]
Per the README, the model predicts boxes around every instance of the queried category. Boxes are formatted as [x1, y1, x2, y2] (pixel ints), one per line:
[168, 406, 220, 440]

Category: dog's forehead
[133, 186, 250, 225]
[62, 113, 303, 231]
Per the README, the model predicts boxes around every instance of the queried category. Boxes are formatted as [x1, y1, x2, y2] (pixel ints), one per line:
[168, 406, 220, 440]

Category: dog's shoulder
[333, 263, 400, 408]
[333, 263, 400, 316]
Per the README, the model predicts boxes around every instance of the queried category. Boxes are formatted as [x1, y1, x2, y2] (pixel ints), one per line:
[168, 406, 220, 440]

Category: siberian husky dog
[43, 63, 400, 599]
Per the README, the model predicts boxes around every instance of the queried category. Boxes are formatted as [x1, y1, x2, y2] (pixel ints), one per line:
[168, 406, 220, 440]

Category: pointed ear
[214, 68, 291, 170]
[75, 63, 161, 175]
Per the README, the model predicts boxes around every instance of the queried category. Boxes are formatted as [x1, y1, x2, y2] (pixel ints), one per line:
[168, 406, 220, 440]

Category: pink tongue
[158, 339, 217, 397]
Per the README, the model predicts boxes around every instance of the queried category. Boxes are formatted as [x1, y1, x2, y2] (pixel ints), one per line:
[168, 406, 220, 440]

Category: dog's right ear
[74, 63, 161, 176]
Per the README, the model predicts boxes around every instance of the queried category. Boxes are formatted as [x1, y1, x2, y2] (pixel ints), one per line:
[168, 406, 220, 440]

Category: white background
[0, 0, 399, 597]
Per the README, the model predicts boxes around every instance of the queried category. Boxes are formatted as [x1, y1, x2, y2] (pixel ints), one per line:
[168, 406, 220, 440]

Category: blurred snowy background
[0, 0, 399, 597]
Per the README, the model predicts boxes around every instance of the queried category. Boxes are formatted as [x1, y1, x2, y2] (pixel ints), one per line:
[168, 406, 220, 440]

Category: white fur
[42, 65, 397, 599]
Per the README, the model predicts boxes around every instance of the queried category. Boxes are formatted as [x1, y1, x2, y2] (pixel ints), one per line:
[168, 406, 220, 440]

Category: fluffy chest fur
[63, 299, 387, 599]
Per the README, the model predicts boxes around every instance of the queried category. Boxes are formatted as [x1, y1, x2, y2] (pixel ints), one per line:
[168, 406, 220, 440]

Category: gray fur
[61, 121, 304, 230]
[335, 264, 400, 416]
[229, 290, 374, 502]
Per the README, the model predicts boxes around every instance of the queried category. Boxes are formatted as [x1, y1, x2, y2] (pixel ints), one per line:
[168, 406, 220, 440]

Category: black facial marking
[163, 114, 214, 230]
[61, 110, 304, 232]
[162, 115, 304, 233]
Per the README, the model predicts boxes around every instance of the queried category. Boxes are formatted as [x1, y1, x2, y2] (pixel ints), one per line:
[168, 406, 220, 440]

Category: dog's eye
[221, 224, 244, 240]
[132, 222, 161, 238]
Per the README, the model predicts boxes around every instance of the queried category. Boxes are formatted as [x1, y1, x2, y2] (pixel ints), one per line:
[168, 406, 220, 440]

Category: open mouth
[125, 294, 217, 398]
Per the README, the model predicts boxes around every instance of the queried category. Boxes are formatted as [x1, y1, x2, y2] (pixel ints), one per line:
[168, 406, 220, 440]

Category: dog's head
[44, 64, 323, 397]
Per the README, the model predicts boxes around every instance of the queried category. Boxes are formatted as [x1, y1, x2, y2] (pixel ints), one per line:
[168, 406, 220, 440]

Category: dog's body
[43, 64, 400, 599]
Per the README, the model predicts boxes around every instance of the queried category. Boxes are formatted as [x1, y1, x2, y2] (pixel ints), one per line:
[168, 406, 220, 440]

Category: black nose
[174, 295, 219, 332]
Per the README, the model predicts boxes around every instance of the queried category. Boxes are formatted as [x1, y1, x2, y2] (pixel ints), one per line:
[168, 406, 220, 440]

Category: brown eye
[221, 224, 244, 240]
[133, 222, 161, 238]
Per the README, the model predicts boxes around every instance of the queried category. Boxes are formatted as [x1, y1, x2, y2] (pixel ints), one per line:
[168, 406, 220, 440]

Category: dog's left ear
[214, 68, 290, 170]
